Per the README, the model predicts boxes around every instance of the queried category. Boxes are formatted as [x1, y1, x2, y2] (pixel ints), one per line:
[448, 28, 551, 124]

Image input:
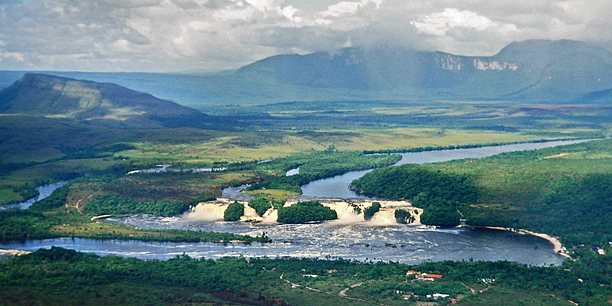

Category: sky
[1, 0, 611, 72]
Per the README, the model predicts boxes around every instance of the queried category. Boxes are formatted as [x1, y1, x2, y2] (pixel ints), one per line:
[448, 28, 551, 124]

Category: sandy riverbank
[0, 248, 32, 257]
[474, 226, 570, 259]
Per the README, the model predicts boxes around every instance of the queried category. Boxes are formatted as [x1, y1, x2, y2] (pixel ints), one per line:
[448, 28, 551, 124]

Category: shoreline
[0, 248, 32, 257]
[471, 226, 571, 259]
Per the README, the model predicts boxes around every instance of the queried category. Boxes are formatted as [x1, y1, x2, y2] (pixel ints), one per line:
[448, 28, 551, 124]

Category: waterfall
[261, 208, 278, 224]
[184, 199, 234, 221]
[183, 198, 422, 225]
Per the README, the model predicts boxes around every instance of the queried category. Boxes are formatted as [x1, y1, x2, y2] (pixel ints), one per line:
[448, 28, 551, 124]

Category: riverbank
[472, 226, 571, 259]
[0, 248, 31, 256]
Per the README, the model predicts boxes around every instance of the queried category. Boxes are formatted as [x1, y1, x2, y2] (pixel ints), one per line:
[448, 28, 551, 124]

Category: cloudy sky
[1, 0, 611, 72]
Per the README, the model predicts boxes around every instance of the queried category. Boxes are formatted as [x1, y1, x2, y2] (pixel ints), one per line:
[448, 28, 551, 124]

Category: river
[301, 139, 589, 198]
[0, 182, 66, 210]
[0, 139, 592, 265]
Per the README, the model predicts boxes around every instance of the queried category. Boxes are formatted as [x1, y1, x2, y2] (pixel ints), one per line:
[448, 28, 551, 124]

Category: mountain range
[234, 39, 612, 102]
[1, 39, 611, 107]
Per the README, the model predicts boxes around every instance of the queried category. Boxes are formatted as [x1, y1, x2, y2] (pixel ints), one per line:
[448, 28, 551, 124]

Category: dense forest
[0, 246, 609, 305]
[351, 165, 476, 226]
[85, 192, 190, 217]
[276, 201, 337, 224]
[351, 139, 612, 248]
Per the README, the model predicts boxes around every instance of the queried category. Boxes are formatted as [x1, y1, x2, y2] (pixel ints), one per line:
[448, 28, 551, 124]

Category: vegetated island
[0, 180, 269, 244]
[0, 149, 403, 244]
[190, 195, 422, 227]
[350, 139, 612, 254]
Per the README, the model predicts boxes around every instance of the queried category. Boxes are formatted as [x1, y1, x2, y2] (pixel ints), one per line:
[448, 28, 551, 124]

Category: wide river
[1, 139, 590, 265]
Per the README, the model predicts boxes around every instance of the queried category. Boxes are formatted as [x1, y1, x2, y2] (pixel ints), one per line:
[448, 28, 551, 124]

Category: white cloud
[412, 8, 517, 36]
[320, 0, 382, 18]
[0, 50, 25, 62]
[0, 0, 611, 72]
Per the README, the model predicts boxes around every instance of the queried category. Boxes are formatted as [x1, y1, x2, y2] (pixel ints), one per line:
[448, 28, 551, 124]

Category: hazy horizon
[1, 0, 612, 73]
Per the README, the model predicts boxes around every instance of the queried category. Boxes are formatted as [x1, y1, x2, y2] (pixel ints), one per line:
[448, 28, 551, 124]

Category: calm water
[0, 182, 66, 210]
[301, 139, 589, 198]
[1, 139, 592, 265]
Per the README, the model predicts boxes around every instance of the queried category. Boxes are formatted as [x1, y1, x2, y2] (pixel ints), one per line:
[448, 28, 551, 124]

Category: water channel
[0, 139, 591, 265]
[0, 182, 66, 210]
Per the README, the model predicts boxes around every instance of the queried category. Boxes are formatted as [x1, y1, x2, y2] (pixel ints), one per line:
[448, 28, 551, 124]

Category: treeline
[74, 227, 270, 244]
[249, 197, 272, 216]
[247, 150, 401, 193]
[361, 138, 577, 154]
[532, 173, 612, 246]
[85, 192, 190, 217]
[0, 210, 58, 241]
[0, 247, 286, 305]
[1, 247, 609, 306]
[29, 183, 69, 211]
[277, 201, 337, 224]
[58, 142, 135, 160]
[351, 164, 476, 226]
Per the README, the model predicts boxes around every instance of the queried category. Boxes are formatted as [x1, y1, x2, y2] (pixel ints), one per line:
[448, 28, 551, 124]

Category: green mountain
[0, 73, 215, 128]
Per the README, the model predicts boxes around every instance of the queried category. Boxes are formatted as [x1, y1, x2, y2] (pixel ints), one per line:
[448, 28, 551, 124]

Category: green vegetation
[0, 210, 58, 240]
[394, 209, 415, 224]
[2, 73, 612, 305]
[248, 197, 272, 216]
[0, 182, 269, 244]
[224, 201, 244, 221]
[363, 202, 381, 220]
[85, 192, 190, 217]
[351, 165, 477, 226]
[1, 246, 610, 305]
[277, 201, 337, 224]
[352, 139, 612, 248]
[28, 183, 69, 212]
[248, 150, 402, 194]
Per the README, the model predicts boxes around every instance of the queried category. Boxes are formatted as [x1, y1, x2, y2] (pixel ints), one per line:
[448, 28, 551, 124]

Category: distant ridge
[1, 40, 611, 106]
[0, 73, 216, 128]
[234, 39, 612, 103]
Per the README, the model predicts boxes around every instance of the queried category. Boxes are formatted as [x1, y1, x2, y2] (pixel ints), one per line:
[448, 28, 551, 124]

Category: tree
[224, 201, 244, 221]
[364, 202, 381, 220]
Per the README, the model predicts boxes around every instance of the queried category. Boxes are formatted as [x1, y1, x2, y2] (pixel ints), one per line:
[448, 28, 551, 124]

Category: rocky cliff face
[233, 39, 612, 102]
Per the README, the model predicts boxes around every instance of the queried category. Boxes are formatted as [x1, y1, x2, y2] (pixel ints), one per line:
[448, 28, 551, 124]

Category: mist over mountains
[235, 39, 612, 102]
[1, 39, 611, 107]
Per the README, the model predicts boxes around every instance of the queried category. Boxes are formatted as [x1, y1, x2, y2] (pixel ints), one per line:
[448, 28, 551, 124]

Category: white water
[2, 139, 595, 265]
[188, 198, 421, 226]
